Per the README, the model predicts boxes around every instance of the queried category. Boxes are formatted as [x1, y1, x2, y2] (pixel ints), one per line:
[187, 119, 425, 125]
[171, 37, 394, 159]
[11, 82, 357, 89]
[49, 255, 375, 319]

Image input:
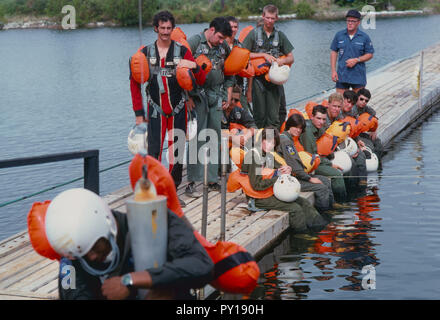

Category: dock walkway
[1, 42, 440, 300]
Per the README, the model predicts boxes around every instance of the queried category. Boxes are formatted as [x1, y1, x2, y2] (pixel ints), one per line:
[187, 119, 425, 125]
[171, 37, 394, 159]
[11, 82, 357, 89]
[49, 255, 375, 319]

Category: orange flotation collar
[341, 116, 362, 139]
[238, 25, 254, 43]
[250, 57, 271, 76]
[171, 27, 192, 53]
[195, 54, 212, 74]
[27, 201, 61, 261]
[130, 46, 150, 84]
[227, 169, 275, 199]
[224, 46, 250, 76]
[358, 112, 379, 133]
[176, 66, 196, 91]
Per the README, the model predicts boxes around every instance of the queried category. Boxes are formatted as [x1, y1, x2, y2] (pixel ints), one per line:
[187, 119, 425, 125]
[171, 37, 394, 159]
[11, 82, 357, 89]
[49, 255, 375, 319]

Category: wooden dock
[1, 42, 440, 300]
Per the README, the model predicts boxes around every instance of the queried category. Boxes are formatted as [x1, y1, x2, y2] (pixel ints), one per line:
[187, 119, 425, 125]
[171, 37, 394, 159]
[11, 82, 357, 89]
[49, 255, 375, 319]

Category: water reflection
[249, 183, 383, 300]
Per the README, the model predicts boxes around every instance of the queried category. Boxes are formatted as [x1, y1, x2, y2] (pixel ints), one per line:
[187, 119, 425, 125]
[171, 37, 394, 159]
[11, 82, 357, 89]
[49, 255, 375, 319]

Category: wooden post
[201, 147, 209, 238]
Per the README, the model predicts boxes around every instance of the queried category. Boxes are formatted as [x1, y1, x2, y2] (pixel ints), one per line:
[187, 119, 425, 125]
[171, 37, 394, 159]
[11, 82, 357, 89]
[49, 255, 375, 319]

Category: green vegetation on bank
[0, 0, 438, 26]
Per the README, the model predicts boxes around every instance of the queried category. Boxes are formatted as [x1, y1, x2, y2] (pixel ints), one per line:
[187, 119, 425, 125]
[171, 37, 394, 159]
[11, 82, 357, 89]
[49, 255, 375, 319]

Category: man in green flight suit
[242, 4, 294, 129]
[300, 104, 347, 203]
[185, 17, 233, 197]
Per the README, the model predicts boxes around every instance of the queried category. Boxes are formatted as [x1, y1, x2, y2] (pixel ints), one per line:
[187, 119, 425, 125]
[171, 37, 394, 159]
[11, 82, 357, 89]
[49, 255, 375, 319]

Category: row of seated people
[223, 88, 382, 233]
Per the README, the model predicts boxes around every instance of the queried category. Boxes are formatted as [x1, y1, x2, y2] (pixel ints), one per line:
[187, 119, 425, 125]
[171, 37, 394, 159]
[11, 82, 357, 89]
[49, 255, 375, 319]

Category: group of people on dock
[128, 6, 381, 232]
[26, 4, 383, 300]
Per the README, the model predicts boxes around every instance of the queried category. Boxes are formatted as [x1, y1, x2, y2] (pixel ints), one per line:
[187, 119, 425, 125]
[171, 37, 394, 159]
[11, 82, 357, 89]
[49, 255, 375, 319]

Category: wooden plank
[8, 260, 59, 292]
[0, 255, 54, 289]
[0, 289, 56, 300]
[0, 250, 46, 285]
[230, 210, 290, 256]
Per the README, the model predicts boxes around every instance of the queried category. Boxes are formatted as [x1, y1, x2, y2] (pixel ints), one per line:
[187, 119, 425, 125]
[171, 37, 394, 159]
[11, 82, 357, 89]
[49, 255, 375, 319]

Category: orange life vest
[227, 169, 275, 199]
[358, 112, 379, 133]
[224, 46, 250, 76]
[130, 46, 150, 84]
[27, 201, 61, 261]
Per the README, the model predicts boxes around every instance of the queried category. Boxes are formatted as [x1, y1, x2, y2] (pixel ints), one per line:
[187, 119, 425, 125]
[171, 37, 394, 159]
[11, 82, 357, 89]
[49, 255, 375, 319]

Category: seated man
[278, 113, 334, 212]
[326, 92, 367, 187]
[222, 85, 257, 148]
[47, 188, 214, 300]
[300, 104, 347, 203]
[352, 88, 384, 164]
[228, 127, 328, 233]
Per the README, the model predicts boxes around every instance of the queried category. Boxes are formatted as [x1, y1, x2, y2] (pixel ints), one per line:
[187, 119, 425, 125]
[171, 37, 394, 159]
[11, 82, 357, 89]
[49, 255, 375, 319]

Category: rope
[0, 159, 131, 209]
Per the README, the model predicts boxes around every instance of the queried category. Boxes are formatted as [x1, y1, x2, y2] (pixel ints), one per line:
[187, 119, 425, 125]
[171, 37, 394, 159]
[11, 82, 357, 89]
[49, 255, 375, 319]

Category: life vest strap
[213, 251, 255, 278]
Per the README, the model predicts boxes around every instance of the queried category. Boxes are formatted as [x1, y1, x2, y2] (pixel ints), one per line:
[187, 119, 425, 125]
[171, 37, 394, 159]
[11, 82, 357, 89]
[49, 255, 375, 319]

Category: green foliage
[294, 1, 316, 19]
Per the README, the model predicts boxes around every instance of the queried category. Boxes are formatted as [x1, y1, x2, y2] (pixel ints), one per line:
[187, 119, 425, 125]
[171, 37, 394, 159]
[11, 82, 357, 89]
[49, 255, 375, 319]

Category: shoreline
[0, 8, 436, 31]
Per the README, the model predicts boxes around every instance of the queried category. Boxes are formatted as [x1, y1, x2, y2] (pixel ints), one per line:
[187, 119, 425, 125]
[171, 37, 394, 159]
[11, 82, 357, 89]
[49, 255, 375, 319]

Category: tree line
[0, 0, 437, 26]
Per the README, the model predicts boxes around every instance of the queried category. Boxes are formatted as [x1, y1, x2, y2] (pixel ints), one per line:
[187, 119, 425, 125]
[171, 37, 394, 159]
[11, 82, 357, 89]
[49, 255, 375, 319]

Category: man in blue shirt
[330, 9, 374, 94]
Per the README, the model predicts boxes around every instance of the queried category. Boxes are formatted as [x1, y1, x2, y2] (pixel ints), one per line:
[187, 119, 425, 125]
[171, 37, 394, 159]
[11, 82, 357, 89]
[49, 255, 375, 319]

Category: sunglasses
[232, 98, 240, 102]
[346, 19, 359, 24]
[359, 97, 369, 102]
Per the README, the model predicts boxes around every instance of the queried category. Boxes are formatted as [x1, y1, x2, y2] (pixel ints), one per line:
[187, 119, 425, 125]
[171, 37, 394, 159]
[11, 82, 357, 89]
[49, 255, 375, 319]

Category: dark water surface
[247, 109, 440, 300]
[1, 15, 440, 243]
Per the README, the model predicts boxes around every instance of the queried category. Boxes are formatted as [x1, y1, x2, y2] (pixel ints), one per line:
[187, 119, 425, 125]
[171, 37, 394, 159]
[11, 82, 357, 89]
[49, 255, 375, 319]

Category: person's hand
[331, 70, 339, 82]
[332, 164, 343, 172]
[278, 165, 292, 175]
[263, 53, 276, 63]
[369, 131, 377, 141]
[177, 59, 197, 69]
[101, 276, 130, 300]
[222, 100, 229, 111]
[275, 57, 284, 66]
[345, 58, 358, 68]
[187, 97, 195, 112]
[309, 177, 323, 184]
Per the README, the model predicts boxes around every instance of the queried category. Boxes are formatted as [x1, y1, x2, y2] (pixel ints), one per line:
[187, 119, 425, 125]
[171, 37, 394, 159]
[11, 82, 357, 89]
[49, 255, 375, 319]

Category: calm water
[1, 15, 440, 246]
[247, 109, 440, 300]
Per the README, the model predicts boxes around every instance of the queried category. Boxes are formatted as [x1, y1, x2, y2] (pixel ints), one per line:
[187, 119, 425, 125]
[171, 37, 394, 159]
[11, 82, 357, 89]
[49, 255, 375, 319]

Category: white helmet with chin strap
[338, 137, 358, 157]
[364, 147, 379, 172]
[45, 188, 120, 276]
[128, 123, 148, 155]
[273, 174, 301, 202]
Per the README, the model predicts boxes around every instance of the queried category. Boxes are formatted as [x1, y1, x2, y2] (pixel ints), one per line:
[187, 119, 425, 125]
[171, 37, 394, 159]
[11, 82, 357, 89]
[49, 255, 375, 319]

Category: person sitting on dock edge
[352, 88, 384, 165]
[227, 127, 328, 233]
[300, 104, 347, 203]
[278, 113, 335, 213]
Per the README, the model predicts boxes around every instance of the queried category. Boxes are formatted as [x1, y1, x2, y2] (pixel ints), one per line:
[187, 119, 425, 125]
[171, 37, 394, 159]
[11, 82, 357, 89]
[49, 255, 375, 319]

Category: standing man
[242, 4, 294, 129]
[225, 16, 253, 116]
[185, 17, 233, 196]
[129, 11, 206, 208]
[330, 9, 374, 94]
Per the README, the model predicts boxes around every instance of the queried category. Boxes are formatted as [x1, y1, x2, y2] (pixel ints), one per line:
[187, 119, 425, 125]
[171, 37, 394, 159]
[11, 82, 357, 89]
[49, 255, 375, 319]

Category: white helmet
[45, 188, 120, 276]
[128, 123, 148, 155]
[187, 110, 197, 141]
[364, 147, 379, 172]
[338, 137, 358, 157]
[273, 174, 301, 202]
[331, 150, 352, 173]
[268, 62, 290, 85]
